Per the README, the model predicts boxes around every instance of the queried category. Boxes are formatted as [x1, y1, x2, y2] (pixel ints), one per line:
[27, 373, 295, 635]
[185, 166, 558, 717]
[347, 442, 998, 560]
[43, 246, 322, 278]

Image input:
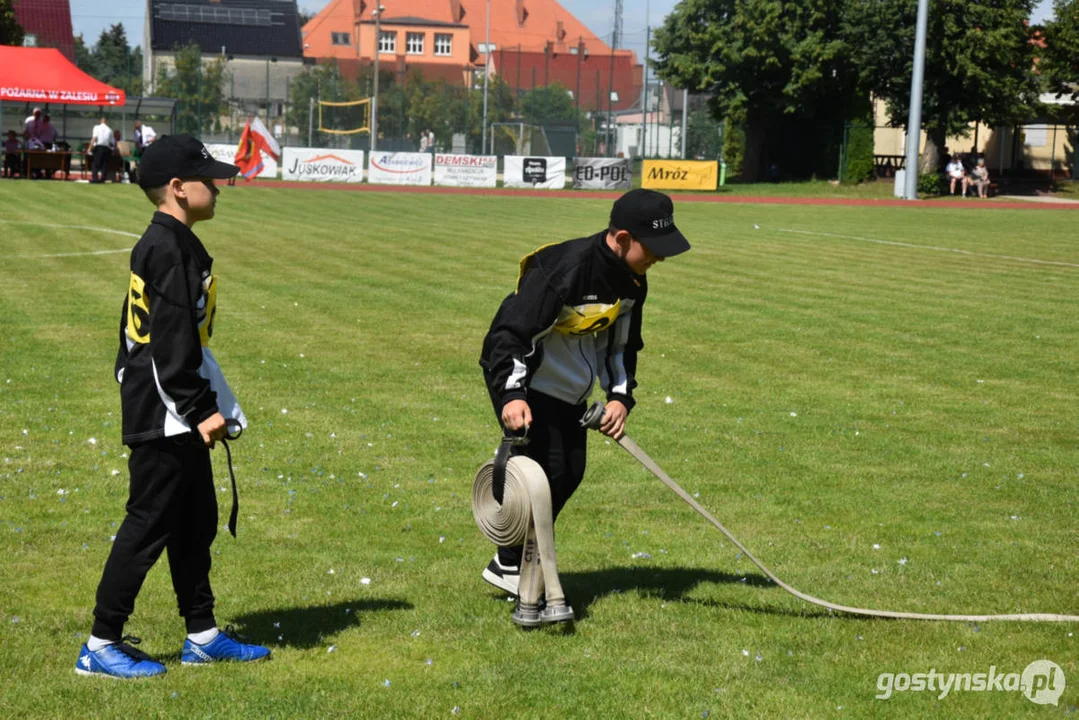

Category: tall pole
[575, 37, 582, 119]
[481, 0, 491, 154]
[607, 40, 615, 157]
[642, 25, 650, 160]
[680, 88, 688, 159]
[372, 6, 383, 154]
[903, 0, 929, 200]
[265, 57, 270, 125]
[308, 96, 314, 146]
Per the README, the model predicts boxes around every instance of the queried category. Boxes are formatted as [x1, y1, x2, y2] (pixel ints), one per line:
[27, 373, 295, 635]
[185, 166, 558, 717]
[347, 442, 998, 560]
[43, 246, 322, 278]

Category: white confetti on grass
[360, 577, 371, 585]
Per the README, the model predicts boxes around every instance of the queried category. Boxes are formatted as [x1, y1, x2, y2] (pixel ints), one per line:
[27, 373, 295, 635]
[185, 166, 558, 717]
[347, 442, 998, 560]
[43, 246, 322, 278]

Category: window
[331, 32, 351, 45]
[434, 33, 452, 56]
[378, 30, 396, 54]
[406, 32, 424, 55]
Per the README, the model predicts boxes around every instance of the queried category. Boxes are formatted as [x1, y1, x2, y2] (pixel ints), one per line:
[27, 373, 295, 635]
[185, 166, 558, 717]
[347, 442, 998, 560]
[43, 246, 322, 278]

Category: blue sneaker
[75, 637, 167, 679]
[181, 626, 271, 665]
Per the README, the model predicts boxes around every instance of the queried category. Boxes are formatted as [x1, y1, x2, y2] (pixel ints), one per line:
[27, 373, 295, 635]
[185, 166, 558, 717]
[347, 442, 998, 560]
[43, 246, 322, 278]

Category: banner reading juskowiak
[641, 160, 718, 191]
[282, 148, 365, 182]
[434, 154, 497, 188]
[572, 157, 632, 190]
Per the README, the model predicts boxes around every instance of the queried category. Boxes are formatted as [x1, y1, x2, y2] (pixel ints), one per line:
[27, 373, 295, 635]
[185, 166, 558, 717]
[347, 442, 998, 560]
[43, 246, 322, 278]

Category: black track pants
[91, 435, 218, 640]
[490, 390, 588, 568]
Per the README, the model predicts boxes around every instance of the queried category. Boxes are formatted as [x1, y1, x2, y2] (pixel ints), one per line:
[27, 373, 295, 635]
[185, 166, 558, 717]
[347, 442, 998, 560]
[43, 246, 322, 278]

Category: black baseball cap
[137, 134, 239, 189]
[609, 189, 691, 257]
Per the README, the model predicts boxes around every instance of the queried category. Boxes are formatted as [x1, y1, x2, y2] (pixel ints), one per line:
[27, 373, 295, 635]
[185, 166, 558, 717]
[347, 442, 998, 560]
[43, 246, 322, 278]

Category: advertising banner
[282, 148, 365, 182]
[433, 154, 497, 188]
[205, 143, 277, 179]
[641, 160, 718, 191]
[504, 156, 566, 189]
[572, 157, 632, 190]
[367, 151, 433, 186]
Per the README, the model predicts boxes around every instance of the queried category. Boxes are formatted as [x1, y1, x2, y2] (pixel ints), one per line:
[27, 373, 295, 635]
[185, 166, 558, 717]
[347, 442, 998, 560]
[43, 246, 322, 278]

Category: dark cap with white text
[137, 134, 240, 189]
[609, 189, 690, 257]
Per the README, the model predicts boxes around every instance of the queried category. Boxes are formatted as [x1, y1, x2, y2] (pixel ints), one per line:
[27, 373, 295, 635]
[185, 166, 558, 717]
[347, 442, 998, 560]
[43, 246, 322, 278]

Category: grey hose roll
[581, 402, 1079, 623]
[473, 454, 572, 622]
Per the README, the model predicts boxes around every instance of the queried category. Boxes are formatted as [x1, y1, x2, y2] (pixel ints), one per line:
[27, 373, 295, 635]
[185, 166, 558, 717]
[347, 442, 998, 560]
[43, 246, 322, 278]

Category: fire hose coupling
[579, 401, 606, 431]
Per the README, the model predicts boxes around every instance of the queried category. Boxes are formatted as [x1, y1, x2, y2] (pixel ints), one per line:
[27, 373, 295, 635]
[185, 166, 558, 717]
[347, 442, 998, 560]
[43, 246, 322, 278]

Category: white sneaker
[482, 555, 520, 596]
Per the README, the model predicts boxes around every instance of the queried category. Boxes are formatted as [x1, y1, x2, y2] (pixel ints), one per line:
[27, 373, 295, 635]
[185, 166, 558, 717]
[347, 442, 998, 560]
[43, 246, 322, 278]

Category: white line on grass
[0, 219, 138, 258]
[775, 228, 1079, 269]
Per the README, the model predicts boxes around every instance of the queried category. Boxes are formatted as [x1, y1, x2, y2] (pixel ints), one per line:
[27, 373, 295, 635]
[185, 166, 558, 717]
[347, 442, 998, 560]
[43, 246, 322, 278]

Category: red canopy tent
[0, 45, 125, 106]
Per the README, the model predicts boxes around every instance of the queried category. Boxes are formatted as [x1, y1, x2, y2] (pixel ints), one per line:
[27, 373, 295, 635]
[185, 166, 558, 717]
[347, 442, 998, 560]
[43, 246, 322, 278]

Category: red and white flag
[234, 116, 281, 180]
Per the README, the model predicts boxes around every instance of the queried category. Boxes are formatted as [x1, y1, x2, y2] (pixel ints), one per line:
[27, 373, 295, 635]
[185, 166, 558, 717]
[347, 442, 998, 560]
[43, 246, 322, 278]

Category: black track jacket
[481, 230, 647, 412]
[114, 212, 245, 445]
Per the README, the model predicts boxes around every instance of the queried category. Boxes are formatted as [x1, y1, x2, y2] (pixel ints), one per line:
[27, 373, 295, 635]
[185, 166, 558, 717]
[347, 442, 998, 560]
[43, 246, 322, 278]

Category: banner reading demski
[641, 160, 719, 191]
[282, 148, 365, 182]
[368, 152, 433, 186]
[504, 156, 567, 189]
[573, 157, 632, 190]
[434, 154, 497, 188]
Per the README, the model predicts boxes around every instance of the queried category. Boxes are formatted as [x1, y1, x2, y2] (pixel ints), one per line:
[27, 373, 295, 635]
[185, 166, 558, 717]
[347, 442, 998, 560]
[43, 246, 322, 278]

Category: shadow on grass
[226, 598, 413, 649]
[552, 566, 861, 621]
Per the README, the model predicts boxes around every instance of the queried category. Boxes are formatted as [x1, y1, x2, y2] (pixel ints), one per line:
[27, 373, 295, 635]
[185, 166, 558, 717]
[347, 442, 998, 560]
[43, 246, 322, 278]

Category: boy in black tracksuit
[76, 135, 269, 679]
[479, 189, 692, 594]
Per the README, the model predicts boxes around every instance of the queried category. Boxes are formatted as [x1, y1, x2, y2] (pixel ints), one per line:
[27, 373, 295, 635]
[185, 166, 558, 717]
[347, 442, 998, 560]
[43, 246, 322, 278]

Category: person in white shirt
[945, 155, 966, 196]
[24, 107, 42, 142]
[89, 117, 115, 183]
[133, 120, 156, 156]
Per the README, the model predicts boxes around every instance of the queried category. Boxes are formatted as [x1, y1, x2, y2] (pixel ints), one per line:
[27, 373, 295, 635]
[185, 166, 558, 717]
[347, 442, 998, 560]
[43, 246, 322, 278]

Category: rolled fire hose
[473, 436, 575, 627]
[580, 402, 1079, 623]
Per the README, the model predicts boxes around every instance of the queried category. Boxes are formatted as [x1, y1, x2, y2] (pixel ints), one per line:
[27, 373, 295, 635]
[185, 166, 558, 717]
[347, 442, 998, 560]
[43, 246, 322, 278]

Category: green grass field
[0, 182, 1076, 718]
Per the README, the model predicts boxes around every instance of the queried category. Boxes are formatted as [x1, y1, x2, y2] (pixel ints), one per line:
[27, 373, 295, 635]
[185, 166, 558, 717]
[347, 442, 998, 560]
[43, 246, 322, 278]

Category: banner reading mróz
[368, 152, 433, 186]
[504, 156, 566, 189]
[434, 154, 497, 188]
[573, 157, 632, 190]
[641, 160, 719, 191]
[282, 148, 365, 182]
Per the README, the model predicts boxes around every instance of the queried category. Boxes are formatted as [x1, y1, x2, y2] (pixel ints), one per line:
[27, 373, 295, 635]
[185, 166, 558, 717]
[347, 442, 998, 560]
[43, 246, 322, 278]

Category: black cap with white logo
[137, 134, 240, 189]
[609, 188, 691, 258]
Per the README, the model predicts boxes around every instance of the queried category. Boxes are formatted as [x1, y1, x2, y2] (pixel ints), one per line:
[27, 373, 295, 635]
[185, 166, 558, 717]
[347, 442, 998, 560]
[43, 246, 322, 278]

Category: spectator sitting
[39, 114, 58, 148]
[3, 130, 20, 178]
[945, 155, 966, 196]
[969, 158, 990, 199]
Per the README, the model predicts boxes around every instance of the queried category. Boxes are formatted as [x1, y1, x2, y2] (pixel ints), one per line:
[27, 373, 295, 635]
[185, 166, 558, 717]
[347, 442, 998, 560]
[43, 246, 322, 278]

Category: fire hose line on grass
[571, 402, 1079, 623]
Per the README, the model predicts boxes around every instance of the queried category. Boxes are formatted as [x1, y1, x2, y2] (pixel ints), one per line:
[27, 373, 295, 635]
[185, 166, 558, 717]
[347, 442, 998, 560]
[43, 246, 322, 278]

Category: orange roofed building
[302, 0, 642, 111]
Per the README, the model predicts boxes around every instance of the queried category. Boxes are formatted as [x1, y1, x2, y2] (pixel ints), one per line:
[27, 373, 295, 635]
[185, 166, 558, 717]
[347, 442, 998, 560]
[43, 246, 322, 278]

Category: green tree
[652, 0, 863, 180]
[1041, 0, 1079, 115]
[74, 34, 97, 74]
[847, 0, 1041, 172]
[0, 0, 23, 47]
[88, 24, 143, 96]
[156, 43, 227, 137]
[518, 81, 578, 123]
